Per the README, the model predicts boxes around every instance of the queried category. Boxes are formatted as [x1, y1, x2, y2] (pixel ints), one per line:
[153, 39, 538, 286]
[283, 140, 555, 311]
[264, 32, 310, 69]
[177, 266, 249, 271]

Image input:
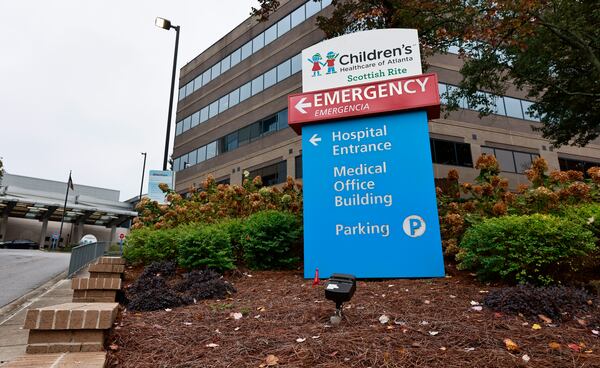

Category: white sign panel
[302, 29, 422, 93]
[148, 170, 175, 204]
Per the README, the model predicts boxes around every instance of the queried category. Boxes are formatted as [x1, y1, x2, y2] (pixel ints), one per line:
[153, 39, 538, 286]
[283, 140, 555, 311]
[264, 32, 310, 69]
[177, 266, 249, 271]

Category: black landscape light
[324, 273, 356, 324]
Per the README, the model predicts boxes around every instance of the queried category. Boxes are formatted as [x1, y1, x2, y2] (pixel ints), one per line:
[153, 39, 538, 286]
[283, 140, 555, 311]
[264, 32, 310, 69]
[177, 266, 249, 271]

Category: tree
[253, 0, 600, 147]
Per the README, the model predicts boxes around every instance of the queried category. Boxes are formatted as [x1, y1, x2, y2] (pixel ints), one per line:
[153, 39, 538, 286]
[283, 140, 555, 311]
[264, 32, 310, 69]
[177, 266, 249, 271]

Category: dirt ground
[107, 266, 600, 368]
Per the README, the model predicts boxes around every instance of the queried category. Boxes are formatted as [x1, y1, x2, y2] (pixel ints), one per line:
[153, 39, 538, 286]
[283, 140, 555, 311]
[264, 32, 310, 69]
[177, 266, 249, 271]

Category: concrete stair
[1, 352, 106, 368]
[5, 256, 125, 367]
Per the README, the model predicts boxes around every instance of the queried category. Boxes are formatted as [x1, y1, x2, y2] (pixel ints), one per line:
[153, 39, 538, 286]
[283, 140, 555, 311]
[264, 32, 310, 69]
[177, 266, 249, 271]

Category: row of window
[178, 0, 332, 101]
[429, 138, 540, 175]
[438, 83, 540, 122]
[175, 53, 301, 137]
[173, 109, 289, 172]
[176, 76, 539, 138]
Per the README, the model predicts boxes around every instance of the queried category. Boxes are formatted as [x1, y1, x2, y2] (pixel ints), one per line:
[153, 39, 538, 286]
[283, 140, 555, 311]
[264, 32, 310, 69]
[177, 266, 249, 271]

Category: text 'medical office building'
[172, 0, 600, 193]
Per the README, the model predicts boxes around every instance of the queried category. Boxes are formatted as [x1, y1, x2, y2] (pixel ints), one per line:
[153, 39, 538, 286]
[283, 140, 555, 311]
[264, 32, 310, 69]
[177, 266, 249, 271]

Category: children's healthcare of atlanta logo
[301, 29, 422, 93]
[307, 51, 339, 77]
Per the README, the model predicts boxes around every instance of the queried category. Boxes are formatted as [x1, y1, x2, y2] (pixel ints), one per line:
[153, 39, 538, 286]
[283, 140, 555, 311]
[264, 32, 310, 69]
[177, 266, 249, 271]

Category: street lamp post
[139, 152, 147, 201]
[155, 17, 180, 171]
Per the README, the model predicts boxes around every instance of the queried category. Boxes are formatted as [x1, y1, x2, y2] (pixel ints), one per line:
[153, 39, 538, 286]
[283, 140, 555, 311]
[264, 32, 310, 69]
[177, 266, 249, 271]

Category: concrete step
[71, 279, 121, 303]
[23, 303, 118, 354]
[1, 352, 106, 367]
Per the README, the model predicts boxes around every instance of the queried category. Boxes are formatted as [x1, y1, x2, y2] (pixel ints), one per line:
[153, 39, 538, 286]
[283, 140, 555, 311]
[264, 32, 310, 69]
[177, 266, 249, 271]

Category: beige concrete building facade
[172, 0, 600, 193]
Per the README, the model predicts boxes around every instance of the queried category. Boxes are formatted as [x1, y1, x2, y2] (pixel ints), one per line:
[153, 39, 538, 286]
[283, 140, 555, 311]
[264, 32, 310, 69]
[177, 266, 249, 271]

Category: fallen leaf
[577, 318, 587, 326]
[257, 306, 266, 312]
[109, 343, 119, 351]
[234, 327, 240, 331]
[592, 330, 599, 335]
[255, 315, 261, 319]
[231, 312, 243, 320]
[532, 324, 542, 330]
[311, 335, 320, 339]
[440, 346, 447, 351]
[387, 325, 394, 330]
[183, 322, 192, 326]
[164, 308, 172, 312]
[329, 351, 338, 357]
[494, 312, 503, 318]
[548, 342, 561, 350]
[522, 354, 530, 363]
[449, 295, 457, 298]
[470, 301, 480, 306]
[419, 321, 429, 325]
[429, 331, 439, 336]
[379, 315, 390, 324]
[567, 343, 581, 352]
[504, 338, 520, 353]
[296, 338, 306, 343]
[265, 354, 279, 366]
[471, 306, 483, 312]
[464, 347, 475, 352]
[584, 350, 593, 354]
[424, 300, 431, 304]
[538, 314, 552, 324]
[206, 343, 219, 348]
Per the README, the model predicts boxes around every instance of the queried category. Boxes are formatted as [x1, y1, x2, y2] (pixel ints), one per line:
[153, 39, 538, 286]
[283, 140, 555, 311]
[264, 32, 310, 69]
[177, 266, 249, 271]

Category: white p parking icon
[402, 215, 426, 238]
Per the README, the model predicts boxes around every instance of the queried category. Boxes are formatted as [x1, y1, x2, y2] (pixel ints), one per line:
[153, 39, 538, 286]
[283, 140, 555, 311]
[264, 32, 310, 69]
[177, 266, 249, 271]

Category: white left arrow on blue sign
[309, 134, 322, 146]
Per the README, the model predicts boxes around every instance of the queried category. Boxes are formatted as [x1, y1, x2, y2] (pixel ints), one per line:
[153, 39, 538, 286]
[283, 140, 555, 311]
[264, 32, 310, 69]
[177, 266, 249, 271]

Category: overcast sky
[0, 0, 258, 201]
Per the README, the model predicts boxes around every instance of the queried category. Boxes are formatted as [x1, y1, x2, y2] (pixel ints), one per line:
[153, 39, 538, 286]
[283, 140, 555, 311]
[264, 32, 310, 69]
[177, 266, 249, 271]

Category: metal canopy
[0, 174, 137, 228]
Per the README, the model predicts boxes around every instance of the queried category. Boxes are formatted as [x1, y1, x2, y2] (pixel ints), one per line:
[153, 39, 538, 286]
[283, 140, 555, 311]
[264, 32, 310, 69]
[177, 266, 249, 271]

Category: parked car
[0, 239, 40, 249]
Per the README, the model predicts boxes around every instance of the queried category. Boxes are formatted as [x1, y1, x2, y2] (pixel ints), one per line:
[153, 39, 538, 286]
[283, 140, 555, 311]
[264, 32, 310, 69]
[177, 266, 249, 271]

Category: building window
[481, 146, 539, 174]
[430, 139, 473, 167]
[248, 161, 287, 186]
[177, 0, 334, 101]
[559, 157, 600, 176]
[295, 155, 302, 178]
[216, 177, 230, 185]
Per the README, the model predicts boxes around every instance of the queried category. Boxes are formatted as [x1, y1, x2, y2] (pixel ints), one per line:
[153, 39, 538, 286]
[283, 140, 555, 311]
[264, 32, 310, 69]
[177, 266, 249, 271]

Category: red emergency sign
[288, 73, 440, 134]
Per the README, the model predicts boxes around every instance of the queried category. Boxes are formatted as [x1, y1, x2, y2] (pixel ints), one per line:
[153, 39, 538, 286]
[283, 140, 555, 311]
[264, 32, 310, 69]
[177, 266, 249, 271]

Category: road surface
[0, 250, 70, 308]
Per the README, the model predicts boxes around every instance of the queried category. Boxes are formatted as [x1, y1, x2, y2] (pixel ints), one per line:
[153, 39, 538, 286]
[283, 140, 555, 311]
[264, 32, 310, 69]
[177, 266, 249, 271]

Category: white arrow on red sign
[295, 97, 312, 114]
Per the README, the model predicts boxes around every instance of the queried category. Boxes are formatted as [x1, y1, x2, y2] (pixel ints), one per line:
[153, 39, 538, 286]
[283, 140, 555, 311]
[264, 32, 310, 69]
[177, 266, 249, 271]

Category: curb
[0, 271, 67, 326]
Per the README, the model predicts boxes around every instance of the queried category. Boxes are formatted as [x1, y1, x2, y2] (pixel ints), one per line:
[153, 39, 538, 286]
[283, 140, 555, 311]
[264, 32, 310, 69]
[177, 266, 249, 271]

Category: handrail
[67, 241, 121, 277]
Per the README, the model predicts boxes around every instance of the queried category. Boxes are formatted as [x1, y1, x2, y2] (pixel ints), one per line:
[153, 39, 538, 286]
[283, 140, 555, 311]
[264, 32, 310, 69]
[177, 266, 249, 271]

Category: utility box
[325, 274, 356, 309]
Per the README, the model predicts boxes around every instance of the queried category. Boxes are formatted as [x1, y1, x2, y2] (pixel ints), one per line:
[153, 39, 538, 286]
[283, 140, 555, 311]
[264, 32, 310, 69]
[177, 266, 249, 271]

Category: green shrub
[215, 218, 245, 263]
[178, 226, 234, 272]
[561, 203, 600, 238]
[240, 210, 302, 270]
[457, 214, 596, 285]
[123, 227, 179, 264]
[123, 224, 204, 265]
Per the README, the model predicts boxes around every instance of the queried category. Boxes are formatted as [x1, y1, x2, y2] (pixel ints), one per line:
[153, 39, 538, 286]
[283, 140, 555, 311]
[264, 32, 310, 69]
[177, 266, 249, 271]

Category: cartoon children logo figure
[307, 53, 326, 77]
[325, 51, 339, 74]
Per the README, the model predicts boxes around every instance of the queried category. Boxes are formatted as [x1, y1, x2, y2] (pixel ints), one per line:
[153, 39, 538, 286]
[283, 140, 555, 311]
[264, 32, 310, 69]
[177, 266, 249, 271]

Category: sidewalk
[0, 278, 73, 365]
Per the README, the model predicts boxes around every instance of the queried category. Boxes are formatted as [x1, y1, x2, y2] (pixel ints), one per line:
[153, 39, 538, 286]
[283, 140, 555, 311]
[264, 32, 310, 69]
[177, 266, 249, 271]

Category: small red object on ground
[312, 268, 320, 286]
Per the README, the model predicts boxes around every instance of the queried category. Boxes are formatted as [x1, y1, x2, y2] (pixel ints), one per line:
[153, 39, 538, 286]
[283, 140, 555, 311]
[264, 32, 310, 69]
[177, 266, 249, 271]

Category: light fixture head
[155, 17, 172, 30]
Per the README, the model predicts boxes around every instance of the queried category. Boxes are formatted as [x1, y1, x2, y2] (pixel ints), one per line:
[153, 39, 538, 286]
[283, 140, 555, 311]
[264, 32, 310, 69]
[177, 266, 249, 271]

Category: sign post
[291, 29, 445, 279]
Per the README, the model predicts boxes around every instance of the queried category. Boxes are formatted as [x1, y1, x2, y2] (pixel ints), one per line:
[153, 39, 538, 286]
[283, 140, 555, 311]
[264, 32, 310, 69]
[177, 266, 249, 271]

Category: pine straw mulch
[106, 265, 600, 368]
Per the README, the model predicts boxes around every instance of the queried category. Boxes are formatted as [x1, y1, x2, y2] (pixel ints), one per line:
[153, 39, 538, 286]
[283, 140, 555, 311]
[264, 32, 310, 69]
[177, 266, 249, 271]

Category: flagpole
[57, 170, 71, 249]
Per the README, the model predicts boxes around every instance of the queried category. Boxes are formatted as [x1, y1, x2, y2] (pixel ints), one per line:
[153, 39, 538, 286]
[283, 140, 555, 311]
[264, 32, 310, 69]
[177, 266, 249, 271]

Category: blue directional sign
[302, 110, 445, 278]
